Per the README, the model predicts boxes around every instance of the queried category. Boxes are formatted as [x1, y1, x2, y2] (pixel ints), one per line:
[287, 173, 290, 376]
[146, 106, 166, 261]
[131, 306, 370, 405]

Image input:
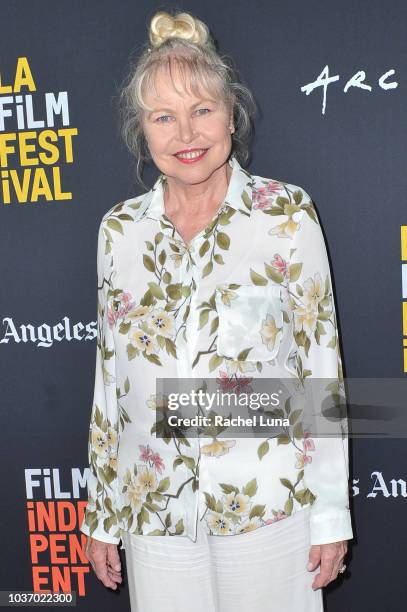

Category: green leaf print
[106, 218, 123, 235]
[242, 478, 258, 497]
[143, 254, 155, 272]
[250, 269, 268, 285]
[257, 440, 270, 460]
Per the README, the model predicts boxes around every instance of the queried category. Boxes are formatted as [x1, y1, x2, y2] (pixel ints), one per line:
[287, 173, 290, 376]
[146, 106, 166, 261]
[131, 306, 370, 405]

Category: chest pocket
[214, 283, 283, 362]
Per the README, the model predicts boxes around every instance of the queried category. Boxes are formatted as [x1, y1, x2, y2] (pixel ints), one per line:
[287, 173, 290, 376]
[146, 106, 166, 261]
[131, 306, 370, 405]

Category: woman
[80, 9, 353, 612]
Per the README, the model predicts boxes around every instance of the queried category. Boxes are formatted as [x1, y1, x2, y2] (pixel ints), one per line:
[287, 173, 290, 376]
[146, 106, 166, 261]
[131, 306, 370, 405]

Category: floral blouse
[80, 155, 353, 546]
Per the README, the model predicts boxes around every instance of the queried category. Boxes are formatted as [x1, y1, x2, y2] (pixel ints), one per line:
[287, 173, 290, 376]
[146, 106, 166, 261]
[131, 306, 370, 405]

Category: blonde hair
[117, 10, 257, 189]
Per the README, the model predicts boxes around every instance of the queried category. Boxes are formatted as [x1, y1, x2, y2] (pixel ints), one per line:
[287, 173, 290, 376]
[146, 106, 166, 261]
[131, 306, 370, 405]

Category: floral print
[260, 313, 282, 351]
[80, 155, 352, 546]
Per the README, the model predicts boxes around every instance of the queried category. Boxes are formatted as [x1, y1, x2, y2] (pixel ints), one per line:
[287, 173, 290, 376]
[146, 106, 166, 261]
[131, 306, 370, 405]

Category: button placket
[159, 216, 222, 540]
[172, 243, 202, 540]
[183, 238, 210, 541]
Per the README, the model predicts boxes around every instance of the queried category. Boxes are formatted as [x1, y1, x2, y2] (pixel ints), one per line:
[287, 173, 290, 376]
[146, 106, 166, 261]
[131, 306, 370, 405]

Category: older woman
[80, 9, 353, 612]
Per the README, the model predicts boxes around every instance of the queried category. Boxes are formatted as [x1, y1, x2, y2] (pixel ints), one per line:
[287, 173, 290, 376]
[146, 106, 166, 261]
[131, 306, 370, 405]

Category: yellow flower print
[206, 511, 233, 534]
[222, 492, 251, 515]
[137, 465, 158, 494]
[200, 438, 237, 457]
[295, 452, 305, 469]
[303, 273, 324, 309]
[260, 313, 282, 351]
[170, 252, 184, 268]
[102, 365, 115, 385]
[149, 310, 175, 338]
[129, 328, 156, 354]
[217, 285, 238, 307]
[295, 451, 312, 469]
[126, 476, 144, 512]
[225, 359, 256, 375]
[127, 305, 152, 321]
[293, 304, 318, 335]
[236, 517, 263, 533]
[169, 240, 188, 268]
[146, 392, 169, 411]
[108, 455, 118, 470]
[268, 217, 299, 239]
[91, 427, 108, 457]
[106, 427, 117, 449]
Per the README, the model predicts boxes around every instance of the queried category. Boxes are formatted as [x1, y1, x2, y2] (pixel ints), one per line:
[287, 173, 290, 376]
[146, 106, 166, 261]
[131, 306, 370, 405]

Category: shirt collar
[142, 154, 253, 221]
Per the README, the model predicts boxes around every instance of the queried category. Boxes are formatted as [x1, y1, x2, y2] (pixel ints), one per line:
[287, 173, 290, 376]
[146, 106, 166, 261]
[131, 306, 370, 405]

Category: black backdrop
[1, 1, 406, 610]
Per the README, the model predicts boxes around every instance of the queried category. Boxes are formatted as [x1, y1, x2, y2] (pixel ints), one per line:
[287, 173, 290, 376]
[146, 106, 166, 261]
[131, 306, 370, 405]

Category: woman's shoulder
[98, 188, 153, 229]
[250, 169, 315, 217]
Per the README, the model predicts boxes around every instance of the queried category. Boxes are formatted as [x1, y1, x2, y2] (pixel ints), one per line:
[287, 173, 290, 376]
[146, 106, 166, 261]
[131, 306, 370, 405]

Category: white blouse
[80, 154, 353, 546]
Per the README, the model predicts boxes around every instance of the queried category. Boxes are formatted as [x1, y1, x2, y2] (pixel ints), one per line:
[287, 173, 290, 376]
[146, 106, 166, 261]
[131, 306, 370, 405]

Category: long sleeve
[287, 195, 353, 546]
[80, 217, 121, 544]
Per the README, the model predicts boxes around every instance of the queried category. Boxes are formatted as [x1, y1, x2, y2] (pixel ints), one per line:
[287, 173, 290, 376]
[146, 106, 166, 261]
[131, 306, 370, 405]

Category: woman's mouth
[174, 148, 209, 164]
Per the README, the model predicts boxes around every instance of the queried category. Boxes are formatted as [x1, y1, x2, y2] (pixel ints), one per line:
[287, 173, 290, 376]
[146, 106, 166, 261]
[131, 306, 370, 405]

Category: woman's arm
[80, 217, 121, 545]
[287, 195, 353, 546]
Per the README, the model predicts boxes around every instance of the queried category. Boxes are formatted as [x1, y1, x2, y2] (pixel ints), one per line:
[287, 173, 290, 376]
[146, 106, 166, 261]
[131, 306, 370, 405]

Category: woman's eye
[155, 108, 210, 123]
[156, 115, 171, 123]
[196, 108, 210, 116]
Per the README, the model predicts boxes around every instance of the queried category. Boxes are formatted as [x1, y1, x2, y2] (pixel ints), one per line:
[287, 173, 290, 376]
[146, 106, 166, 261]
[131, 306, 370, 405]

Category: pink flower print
[252, 181, 282, 210]
[150, 452, 165, 474]
[107, 291, 135, 328]
[216, 370, 238, 393]
[139, 445, 165, 473]
[107, 308, 117, 329]
[265, 511, 287, 524]
[216, 371, 253, 394]
[139, 444, 154, 462]
[303, 432, 315, 453]
[296, 432, 316, 467]
[116, 292, 135, 318]
[121, 292, 132, 304]
[271, 254, 288, 278]
[234, 376, 253, 394]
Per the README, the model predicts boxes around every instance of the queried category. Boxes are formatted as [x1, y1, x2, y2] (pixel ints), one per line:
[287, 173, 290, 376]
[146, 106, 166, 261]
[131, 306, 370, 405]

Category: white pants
[121, 505, 323, 612]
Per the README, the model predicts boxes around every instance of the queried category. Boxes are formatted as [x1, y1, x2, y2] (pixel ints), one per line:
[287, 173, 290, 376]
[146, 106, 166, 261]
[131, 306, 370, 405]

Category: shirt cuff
[80, 517, 121, 545]
[309, 509, 353, 545]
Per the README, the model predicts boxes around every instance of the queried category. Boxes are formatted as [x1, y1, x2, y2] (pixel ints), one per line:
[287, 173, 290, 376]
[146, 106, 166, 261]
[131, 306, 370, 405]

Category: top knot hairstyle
[117, 10, 257, 189]
[149, 11, 210, 48]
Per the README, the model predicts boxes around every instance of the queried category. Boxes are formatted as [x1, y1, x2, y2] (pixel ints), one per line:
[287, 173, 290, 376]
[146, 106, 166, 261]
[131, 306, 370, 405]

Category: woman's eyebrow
[149, 98, 217, 115]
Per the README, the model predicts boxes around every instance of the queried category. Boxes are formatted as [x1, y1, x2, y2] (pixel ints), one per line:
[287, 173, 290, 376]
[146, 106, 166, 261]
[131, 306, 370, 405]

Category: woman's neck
[163, 161, 232, 219]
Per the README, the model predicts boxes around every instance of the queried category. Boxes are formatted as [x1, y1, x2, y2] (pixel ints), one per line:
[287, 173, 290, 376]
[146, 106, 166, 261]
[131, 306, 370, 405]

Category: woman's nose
[177, 116, 196, 143]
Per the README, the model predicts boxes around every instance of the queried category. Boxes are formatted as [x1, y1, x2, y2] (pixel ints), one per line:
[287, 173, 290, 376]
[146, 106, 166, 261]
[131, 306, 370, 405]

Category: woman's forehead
[145, 62, 221, 104]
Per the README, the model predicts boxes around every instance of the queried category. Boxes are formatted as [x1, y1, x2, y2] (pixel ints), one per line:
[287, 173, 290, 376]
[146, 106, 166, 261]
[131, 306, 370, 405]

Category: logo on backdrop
[1, 316, 96, 347]
[25, 468, 90, 596]
[300, 65, 398, 114]
[0, 57, 78, 205]
[23, 468, 405, 595]
[353, 471, 407, 498]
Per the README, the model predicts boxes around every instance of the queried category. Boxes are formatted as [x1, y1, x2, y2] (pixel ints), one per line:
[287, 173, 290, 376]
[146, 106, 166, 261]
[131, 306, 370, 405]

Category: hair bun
[149, 11, 210, 48]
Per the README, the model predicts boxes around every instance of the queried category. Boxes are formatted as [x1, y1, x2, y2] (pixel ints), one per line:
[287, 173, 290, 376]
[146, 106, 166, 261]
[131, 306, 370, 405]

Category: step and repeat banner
[1, 1, 406, 610]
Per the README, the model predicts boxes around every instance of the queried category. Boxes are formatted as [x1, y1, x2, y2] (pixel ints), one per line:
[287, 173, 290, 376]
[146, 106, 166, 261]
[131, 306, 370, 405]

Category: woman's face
[141, 64, 235, 185]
